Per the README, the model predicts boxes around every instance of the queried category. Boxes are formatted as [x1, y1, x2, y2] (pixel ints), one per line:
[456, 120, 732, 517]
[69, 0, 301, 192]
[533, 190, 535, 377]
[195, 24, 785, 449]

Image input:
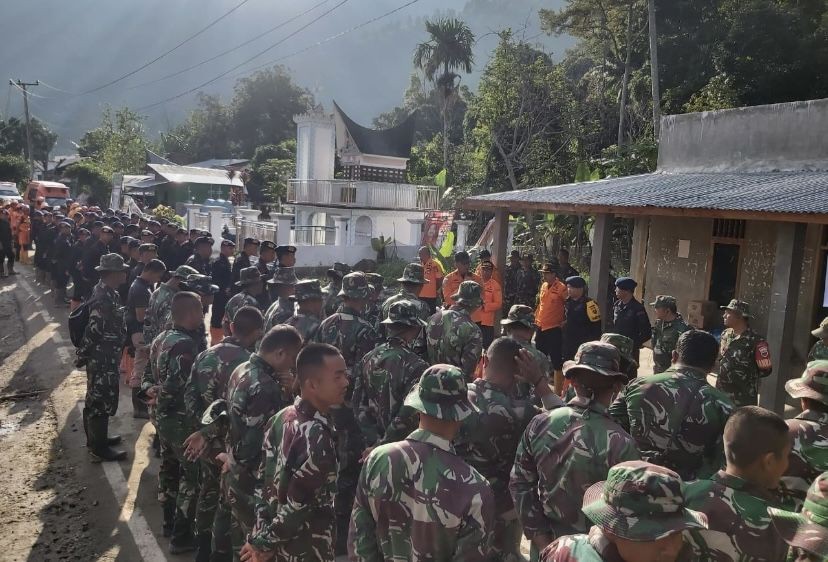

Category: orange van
[24, 180, 70, 208]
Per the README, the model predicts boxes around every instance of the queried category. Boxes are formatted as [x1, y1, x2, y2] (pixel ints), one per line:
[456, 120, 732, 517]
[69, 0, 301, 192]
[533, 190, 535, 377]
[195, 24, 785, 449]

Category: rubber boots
[162, 501, 176, 538]
[82, 408, 122, 448]
[6, 262, 16, 275]
[87, 415, 127, 462]
[169, 509, 196, 554]
[195, 533, 212, 562]
[131, 388, 150, 419]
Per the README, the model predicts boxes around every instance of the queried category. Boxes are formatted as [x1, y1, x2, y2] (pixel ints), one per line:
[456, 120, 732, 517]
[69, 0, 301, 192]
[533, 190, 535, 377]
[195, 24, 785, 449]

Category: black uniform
[562, 296, 602, 361]
[81, 239, 108, 292]
[185, 253, 211, 275]
[37, 224, 58, 273]
[611, 298, 651, 362]
[210, 254, 233, 329]
[231, 252, 252, 288]
[70, 240, 87, 299]
[51, 233, 74, 288]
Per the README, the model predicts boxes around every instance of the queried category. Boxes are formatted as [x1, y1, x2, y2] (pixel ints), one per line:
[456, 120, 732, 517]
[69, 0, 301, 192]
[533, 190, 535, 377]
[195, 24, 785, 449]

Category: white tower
[293, 105, 336, 181]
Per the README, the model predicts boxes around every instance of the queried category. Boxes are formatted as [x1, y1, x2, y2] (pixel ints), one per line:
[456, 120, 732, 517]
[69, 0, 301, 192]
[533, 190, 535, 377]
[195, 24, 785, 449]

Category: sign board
[422, 211, 454, 247]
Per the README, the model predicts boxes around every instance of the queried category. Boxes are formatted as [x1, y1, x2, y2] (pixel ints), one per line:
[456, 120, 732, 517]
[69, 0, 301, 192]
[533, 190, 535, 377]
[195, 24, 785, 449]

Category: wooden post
[590, 213, 614, 330]
[630, 217, 650, 301]
[760, 222, 806, 414]
[493, 208, 509, 335]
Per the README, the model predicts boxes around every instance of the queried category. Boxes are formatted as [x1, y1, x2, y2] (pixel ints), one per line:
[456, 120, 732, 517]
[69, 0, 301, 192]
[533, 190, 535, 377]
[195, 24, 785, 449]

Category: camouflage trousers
[157, 419, 200, 530]
[84, 347, 121, 417]
[489, 511, 524, 562]
[211, 474, 235, 562]
[330, 402, 365, 555]
[717, 381, 758, 409]
[196, 459, 221, 536]
[224, 465, 257, 561]
[158, 437, 180, 509]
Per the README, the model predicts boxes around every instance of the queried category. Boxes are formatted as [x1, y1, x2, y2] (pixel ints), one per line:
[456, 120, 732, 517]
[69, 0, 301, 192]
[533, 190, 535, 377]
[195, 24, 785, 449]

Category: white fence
[287, 179, 438, 210]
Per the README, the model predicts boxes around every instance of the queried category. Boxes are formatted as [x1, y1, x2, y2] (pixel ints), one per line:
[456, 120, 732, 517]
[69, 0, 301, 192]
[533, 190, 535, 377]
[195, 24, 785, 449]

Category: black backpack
[68, 301, 90, 347]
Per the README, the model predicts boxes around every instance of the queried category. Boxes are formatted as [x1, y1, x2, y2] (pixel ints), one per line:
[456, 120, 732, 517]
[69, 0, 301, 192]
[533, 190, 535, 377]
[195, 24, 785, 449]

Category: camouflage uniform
[183, 337, 252, 540]
[809, 319, 828, 361]
[352, 300, 429, 447]
[249, 398, 338, 561]
[500, 305, 551, 400]
[263, 267, 298, 330]
[379, 263, 430, 322]
[223, 292, 264, 333]
[349, 365, 496, 561]
[781, 361, 828, 509]
[322, 262, 350, 317]
[225, 353, 295, 554]
[81, 279, 126, 417]
[609, 365, 733, 480]
[684, 469, 789, 561]
[510, 343, 640, 561]
[540, 461, 707, 562]
[503, 261, 522, 312]
[516, 265, 541, 307]
[649, 295, 690, 374]
[425, 280, 484, 380]
[716, 300, 773, 407]
[769, 472, 828, 562]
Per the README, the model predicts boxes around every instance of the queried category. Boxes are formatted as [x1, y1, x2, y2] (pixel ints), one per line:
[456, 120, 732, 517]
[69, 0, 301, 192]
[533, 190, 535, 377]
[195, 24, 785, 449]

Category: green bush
[152, 204, 185, 227]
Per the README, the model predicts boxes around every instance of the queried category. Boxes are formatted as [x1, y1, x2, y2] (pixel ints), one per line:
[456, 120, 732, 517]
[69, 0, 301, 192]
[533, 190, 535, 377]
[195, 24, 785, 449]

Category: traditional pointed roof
[333, 101, 416, 159]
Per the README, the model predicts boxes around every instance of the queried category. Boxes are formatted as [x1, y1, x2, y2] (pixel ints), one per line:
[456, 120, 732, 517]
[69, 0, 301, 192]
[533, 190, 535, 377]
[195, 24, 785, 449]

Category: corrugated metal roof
[148, 163, 244, 187]
[187, 158, 249, 169]
[463, 171, 828, 217]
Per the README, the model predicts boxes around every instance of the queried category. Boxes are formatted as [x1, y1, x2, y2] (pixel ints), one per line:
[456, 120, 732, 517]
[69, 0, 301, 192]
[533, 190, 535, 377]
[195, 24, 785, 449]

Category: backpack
[68, 301, 90, 347]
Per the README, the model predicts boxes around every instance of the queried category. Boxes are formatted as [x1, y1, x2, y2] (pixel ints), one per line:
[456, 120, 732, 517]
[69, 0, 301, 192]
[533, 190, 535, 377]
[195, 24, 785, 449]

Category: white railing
[287, 179, 438, 210]
[193, 212, 210, 232]
[292, 225, 335, 246]
[237, 219, 277, 243]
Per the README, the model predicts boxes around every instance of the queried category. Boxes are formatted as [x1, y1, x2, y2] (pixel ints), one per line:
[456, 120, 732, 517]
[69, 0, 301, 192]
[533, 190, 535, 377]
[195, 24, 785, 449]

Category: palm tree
[413, 18, 475, 185]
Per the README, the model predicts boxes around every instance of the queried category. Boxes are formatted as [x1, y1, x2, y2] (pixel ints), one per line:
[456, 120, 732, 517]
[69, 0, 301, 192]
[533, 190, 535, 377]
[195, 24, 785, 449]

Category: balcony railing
[287, 179, 438, 210]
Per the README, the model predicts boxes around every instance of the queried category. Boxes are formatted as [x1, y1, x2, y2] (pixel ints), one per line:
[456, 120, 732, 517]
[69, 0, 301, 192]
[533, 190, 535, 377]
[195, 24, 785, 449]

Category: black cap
[194, 236, 213, 247]
[566, 276, 587, 288]
[276, 245, 297, 257]
[243, 237, 260, 246]
[261, 240, 277, 251]
[454, 251, 470, 262]
[100, 226, 114, 234]
[221, 239, 236, 247]
[92, 221, 104, 228]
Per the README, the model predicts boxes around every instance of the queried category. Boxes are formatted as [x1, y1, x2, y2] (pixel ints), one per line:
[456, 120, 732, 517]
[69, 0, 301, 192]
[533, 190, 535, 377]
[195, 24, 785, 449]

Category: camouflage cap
[403, 364, 476, 421]
[600, 333, 639, 369]
[338, 272, 371, 299]
[381, 299, 427, 327]
[327, 262, 351, 279]
[563, 342, 626, 380]
[649, 295, 678, 309]
[366, 273, 384, 289]
[201, 399, 228, 426]
[450, 280, 483, 307]
[267, 266, 298, 286]
[235, 266, 266, 287]
[94, 253, 131, 272]
[812, 317, 828, 339]
[294, 279, 323, 302]
[500, 304, 537, 329]
[769, 471, 828, 556]
[582, 460, 708, 541]
[721, 298, 751, 318]
[785, 360, 828, 405]
[172, 264, 199, 279]
[397, 263, 429, 285]
[183, 274, 219, 295]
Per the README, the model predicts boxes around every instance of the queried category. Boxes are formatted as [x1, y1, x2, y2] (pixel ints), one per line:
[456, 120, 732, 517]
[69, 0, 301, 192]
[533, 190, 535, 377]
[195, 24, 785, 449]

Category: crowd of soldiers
[5, 197, 828, 562]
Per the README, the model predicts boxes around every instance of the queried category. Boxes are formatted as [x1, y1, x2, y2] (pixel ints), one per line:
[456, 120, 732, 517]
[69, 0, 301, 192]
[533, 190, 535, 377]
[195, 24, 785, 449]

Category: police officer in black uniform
[231, 237, 259, 289]
[562, 275, 603, 361]
[185, 236, 213, 275]
[610, 276, 651, 363]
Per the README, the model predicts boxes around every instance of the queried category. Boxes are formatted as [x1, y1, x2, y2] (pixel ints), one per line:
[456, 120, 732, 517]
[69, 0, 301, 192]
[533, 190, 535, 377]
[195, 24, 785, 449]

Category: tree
[413, 18, 475, 182]
[0, 155, 30, 186]
[0, 117, 57, 173]
[77, 107, 151, 177]
[63, 160, 111, 204]
[247, 140, 296, 203]
[160, 93, 234, 163]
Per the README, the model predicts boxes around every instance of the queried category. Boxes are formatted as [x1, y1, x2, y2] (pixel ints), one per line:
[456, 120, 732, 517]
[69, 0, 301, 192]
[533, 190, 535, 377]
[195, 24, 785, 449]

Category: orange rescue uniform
[442, 270, 482, 307]
[472, 277, 503, 326]
[420, 257, 445, 299]
[535, 279, 567, 330]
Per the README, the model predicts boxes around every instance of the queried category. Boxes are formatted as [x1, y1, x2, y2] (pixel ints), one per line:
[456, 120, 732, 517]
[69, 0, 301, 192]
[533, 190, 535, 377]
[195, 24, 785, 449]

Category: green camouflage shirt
[349, 428, 495, 562]
[509, 336, 551, 400]
[313, 305, 381, 370]
[684, 470, 790, 561]
[285, 313, 321, 342]
[223, 291, 263, 330]
[540, 527, 625, 562]
[81, 282, 125, 352]
[808, 341, 828, 362]
[149, 327, 204, 441]
[352, 337, 428, 447]
[510, 397, 639, 559]
[609, 365, 733, 480]
[781, 410, 828, 510]
[651, 316, 690, 374]
[380, 289, 431, 322]
[425, 306, 483, 381]
[143, 283, 176, 344]
[322, 282, 342, 318]
[716, 327, 772, 407]
[250, 398, 338, 560]
[263, 297, 295, 331]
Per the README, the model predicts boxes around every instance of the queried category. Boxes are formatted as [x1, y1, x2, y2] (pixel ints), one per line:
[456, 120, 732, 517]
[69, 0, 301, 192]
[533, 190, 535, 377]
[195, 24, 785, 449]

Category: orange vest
[472, 277, 503, 326]
[420, 257, 445, 299]
[442, 270, 482, 307]
[474, 263, 502, 285]
[535, 280, 567, 330]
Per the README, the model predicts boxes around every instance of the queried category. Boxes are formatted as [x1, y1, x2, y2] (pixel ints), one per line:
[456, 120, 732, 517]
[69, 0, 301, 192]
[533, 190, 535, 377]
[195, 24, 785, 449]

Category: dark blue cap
[615, 277, 638, 291]
[566, 276, 586, 288]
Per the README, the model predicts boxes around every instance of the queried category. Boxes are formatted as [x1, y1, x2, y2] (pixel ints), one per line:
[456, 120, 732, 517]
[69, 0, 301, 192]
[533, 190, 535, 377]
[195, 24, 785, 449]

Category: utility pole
[648, 0, 661, 139]
[10, 79, 40, 179]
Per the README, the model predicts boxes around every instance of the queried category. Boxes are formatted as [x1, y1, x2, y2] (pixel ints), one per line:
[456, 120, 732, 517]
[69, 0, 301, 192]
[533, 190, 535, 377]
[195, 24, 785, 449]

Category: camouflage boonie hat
[600, 333, 639, 369]
[381, 300, 427, 327]
[721, 299, 751, 318]
[451, 280, 483, 307]
[172, 264, 199, 279]
[327, 262, 351, 279]
[785, 361, 828, 405]
[94, 253, 131, 272]
[201, 399, 228, 426]
[649, 295, 677, 310]
[769, 471, 828, 557]
[563, 342, 626, 380]
[183, 274, 219, 295]
[338, 272, 371, 299]
[267, 266, 298, 286]
[294, 279, 323, 302]
[812, 317, 828, 339]
[397, 263, 428, 285]
[500, 305, 537, 329]
[366, 273, 384, 290]
[403, 364, 476, 422]
[235, 266, 266, 287]
[582, 460, 708, 541]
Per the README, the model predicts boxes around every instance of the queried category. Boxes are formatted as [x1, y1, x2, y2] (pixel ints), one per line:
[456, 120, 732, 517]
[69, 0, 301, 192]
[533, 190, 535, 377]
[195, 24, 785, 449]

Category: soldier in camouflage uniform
[147, 291, 207, 554]
[380, 263, 430, 322]
[503, 250, 522, 313]
[224, 326, 303, 559]
[770, 471, 828, 562]
[313, 272, 381, 555]
[456, 338, 562, 561]
[143, 265, 198, 347]
[781, 361, 828, 509]
[809, 318, 828, 361]
[540, 461, 707, 562]
[80, 253, 130, 462]
[241, 344, 348, 562]
[263, 267, 297, 331]
[223, 266, 267, 335]
[510, 343, 639, 560]
[425, 280, 484, 380]
[349, 364, 496, 561]
[363, 272, 385, 329]
[352, 299, 429, 448]
[322, 262, 350, 317]
[515, 253, 541, 307]
[610, 330, 732, 480]
[501, 304, 552, 399]
[285, 280, 324, 342]
[649, 295, 690, 374]
[716, 299, 773, 407]
[684, 405, 792, 561]
[183, 306, 264, 561]
[561, 332, 639, 403]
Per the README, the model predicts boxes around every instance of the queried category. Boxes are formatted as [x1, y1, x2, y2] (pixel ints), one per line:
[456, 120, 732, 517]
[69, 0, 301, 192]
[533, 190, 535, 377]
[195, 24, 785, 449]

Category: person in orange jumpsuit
[471, 260, 502, 349]
[534, 263, 568, 393]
